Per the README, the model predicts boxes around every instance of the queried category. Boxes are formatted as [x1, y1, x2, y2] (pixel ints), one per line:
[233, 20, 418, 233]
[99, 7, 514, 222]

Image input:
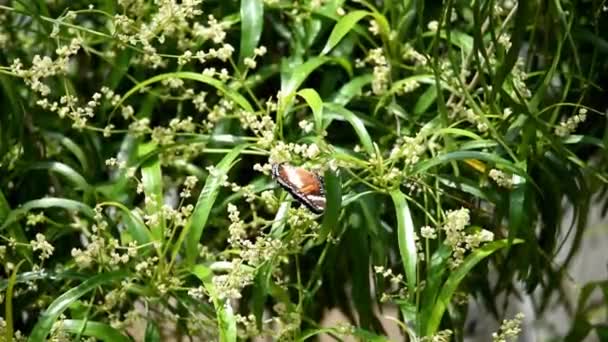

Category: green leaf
[321, 10, 370, 55]
[145, 320, 161, 342]
[348, 224, 377, 330]
[414, 85, 437, 115]
[270, 202, 290, 238]
[0, 197, 96, 232]
[330, 74, 372, 106]
[106, 48, 133, 89]
[5, 261, 24, 342]
[138, 142, 165, 241]
[28, 271, 127, 341]
[61, 320, 132, 342]
[389, 190, 417, 303]
[107, 202, 152, 245]
[424, 239, 523, 335]
[116, 72, 253, 113]
[297, 88, 324, 134]
[0, 190, 33, 263]
[318, 168, 342, 242]
[42, 132, 90, 172]
[297, 327, 390, 342]
[183, 145, 247, 264]
[0, 270, 86, 291]
[27, 162, 90, 191]
[419, 244, 452, 334]
[324, 103, 374, 155]
[490, 1, 531, 102]
[281, 57, 332, 99]
[191, 264, 237, 342]
[251, 263, 272, 328]
[413, 151, 526, 179]
[508, 179, 526, 248]
[239, 0, 264, 69]
[280, 56, 351, 114]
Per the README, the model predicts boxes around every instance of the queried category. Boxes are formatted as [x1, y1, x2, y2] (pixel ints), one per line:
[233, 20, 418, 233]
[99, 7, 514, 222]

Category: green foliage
[0, 0, 607, 340]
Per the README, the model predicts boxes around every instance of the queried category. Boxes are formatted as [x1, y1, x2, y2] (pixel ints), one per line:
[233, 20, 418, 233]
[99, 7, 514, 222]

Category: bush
[1, 0, 607, 340]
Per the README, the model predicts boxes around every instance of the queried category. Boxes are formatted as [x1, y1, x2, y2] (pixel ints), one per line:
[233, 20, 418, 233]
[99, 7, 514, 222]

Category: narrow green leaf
[297, 88, 324, 134]
[348, 225, 376, 330]
[324, 103, 374, 155]
[138, 142, 165, 241]
[191, 264, 237, 342]
[508, 180, 526, 248]
[270, 202, 290, 238]
[27, 161, 90, 191]
[318, 168, 342, 242]
[184, 145, 247, 264]
[239, 0, 264, 68]
[330, 74, 372, 106]
[490, 1, 530, 101]
[0, 190, 33, 263]
[280, 57, 351, 114]
[419, 244, 451, 334]
[282, 57, 332, 97]
[298, 327, 390, 342]
[414, 85, 437, 115]
[42, 132, 90, 172]
[413, 151, 526, 178]
[0, 198, 96, 232]
[0, 270, 86, 291]
[115, 72, 253, 113]
[144, 320, 161, 342]
[61, 320, 132, 342]
[191, 264, 213, 283]
[424, 239, 523, 335]
[106, 49, 133, 89]
[435, 128, 484, 141]
[5, 261, 24, 342]
[28, 271, 127, 342]
[389, 190, 417, 302]
[105, 202, 151, 245]
[437, 175, 496, 203]
[377, 75, 436, 115]
[251, 263, 272, 328]
[321, 10, 370, 55]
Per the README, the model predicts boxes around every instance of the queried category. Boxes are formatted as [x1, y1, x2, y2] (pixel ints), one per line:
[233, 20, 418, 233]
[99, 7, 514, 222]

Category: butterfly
[271, 163, 326, 214]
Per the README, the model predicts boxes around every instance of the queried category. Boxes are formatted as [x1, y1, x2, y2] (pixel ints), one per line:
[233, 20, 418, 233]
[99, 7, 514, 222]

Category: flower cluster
[402, 44, 428, 66]
[227, 203, 247, 245]
[30, 233, 54, 260]
[361, 48, 391, 95]
[555, 108, 588, 137]
[421, 330, 453, 342]
[492, 313, 525, 342]
[243, 46, 268, 70]
[511, 58, 531, 98]
[239, 236, 284, 266]
[252, 142, 323, 176]
[489, 169, 513, 189]
[113, 0, 208, 68]
[26, 212, 46, 226]
[180, 175, 199, 198]
[212, 259, 254, 300]
[239, 109, 277, 148]
[10, 38, 82, 96]
[463, 108, 489, 133]
[0, 317, 26, 342]
[421, 225, 438, 239]
[441, 208, 494, 268]
[389, 135, 426, 166]
[374, 265, 409, 303]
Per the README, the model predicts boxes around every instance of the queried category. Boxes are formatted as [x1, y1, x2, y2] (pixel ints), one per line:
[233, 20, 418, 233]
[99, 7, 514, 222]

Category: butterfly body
[271, 163, 326, 214]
